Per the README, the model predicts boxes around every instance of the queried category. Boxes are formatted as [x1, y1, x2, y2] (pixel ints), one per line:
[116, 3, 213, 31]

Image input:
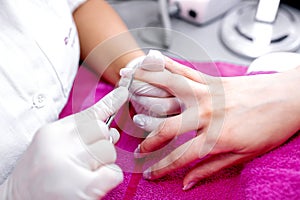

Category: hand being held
[126, 57, 300, 190]
[119, 50, 182, 118]
[1, 87, 129, 200]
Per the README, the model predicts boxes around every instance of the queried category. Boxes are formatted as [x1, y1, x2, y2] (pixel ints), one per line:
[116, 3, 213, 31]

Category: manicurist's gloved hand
[119, 50, 182, 117]
[0, 87, 128, 200]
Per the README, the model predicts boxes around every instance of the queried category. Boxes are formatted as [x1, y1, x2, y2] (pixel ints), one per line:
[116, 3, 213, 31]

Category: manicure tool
[106, 67, 137, 143]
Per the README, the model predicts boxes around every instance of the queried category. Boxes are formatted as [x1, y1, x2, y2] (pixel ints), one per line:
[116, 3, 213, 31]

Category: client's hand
[119, 50, 181, 117]
[127, 58, 300, 190]
[0, 87, 128, 199]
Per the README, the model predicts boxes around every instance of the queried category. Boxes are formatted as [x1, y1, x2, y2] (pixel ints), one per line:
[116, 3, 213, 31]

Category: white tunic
[0, 0, 86, 184]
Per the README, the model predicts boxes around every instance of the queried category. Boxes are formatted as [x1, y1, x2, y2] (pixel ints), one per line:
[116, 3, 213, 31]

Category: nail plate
[133, 115, 145, 128]
[143, 168, 152, 180]
[182, 181, 197, 191]
[133, 144, 143, 159]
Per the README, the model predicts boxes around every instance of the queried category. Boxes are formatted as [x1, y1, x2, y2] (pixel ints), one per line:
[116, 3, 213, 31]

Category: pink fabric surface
[59, 60, 300, 200]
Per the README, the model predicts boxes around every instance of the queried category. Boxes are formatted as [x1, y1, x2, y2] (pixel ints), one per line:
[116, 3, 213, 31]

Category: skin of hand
[73, 0, 145, 85]
[0, 87, 128, 200]
[127, 58, 300, 190]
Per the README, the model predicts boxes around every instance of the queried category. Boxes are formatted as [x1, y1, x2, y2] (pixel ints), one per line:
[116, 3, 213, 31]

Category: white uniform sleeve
[67, 0, 87, 12]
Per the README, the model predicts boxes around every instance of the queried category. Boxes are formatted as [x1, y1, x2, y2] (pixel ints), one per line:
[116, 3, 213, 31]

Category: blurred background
[107, 0, 300, 66]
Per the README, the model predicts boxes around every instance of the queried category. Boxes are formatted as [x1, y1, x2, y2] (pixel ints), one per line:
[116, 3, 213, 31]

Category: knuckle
[81, 107, 98, 120]
[168, 156, 182, 169]
[180, 67, 192, 78]
[156, 122, 174, 141]
[199, 106, 212, 120]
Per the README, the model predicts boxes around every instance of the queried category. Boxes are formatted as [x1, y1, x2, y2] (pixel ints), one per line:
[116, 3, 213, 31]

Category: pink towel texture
[59, 60, 300, 200]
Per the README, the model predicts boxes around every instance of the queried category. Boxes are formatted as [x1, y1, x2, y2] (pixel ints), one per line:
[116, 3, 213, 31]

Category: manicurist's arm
[73, 0, 144, 84]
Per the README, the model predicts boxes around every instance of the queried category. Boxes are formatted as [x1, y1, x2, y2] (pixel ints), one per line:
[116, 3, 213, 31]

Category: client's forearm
[276, 66, 300, 133]
[253, 67, 300, 137]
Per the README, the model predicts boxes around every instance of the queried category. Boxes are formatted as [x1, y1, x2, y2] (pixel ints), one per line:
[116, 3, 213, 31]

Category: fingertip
[109, 128, 120, 144]
[99, 164, 124, 185]
[182, 174, 198, 190]
[143, 168, 152, 180]
[120, 68, 134, 77]
[133, 114, 165, 132]
[133, 114, 146, 128]
[133, 144, 149, 159]
[108, 164, 124, 184]
[133, 144, 141, 158]
[89, 164, 124, 197]
[142, 50, 165, 71]
[182, 181, 197, 191]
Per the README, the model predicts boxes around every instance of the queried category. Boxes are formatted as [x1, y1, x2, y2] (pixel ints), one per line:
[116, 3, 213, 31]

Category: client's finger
[164, 57, 208, 84]
[131, 95, 182, 116]
[133, 68, 202, 100]
[142, 134, 209, 180]
[129, 79, 172, 97]
[133, 114, 166, 132]
[135, 108, 202, 158]
[182, 153, 247, 190]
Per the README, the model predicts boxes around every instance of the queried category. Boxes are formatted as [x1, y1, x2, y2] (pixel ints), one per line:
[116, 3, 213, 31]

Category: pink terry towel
[59, 60, 300, 200]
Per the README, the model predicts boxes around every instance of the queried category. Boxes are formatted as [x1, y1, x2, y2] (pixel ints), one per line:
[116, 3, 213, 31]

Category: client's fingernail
[134, 144, 145, 159]
[133, 115, 145, 128]
[182, 181, 197, 191]
[143, 168, 152, 180]
[120, 68, 134, 77]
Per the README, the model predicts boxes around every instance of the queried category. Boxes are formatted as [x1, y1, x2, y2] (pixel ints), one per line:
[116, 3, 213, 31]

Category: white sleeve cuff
[67, 0, 87, 13]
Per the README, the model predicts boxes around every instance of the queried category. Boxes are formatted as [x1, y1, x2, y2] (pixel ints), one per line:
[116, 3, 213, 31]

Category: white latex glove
[119, 50, 182, 116]
[0, 87, 129, 200]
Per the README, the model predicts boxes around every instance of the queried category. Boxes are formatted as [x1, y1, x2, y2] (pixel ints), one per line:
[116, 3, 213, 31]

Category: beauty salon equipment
[220, 0, 300, 58]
